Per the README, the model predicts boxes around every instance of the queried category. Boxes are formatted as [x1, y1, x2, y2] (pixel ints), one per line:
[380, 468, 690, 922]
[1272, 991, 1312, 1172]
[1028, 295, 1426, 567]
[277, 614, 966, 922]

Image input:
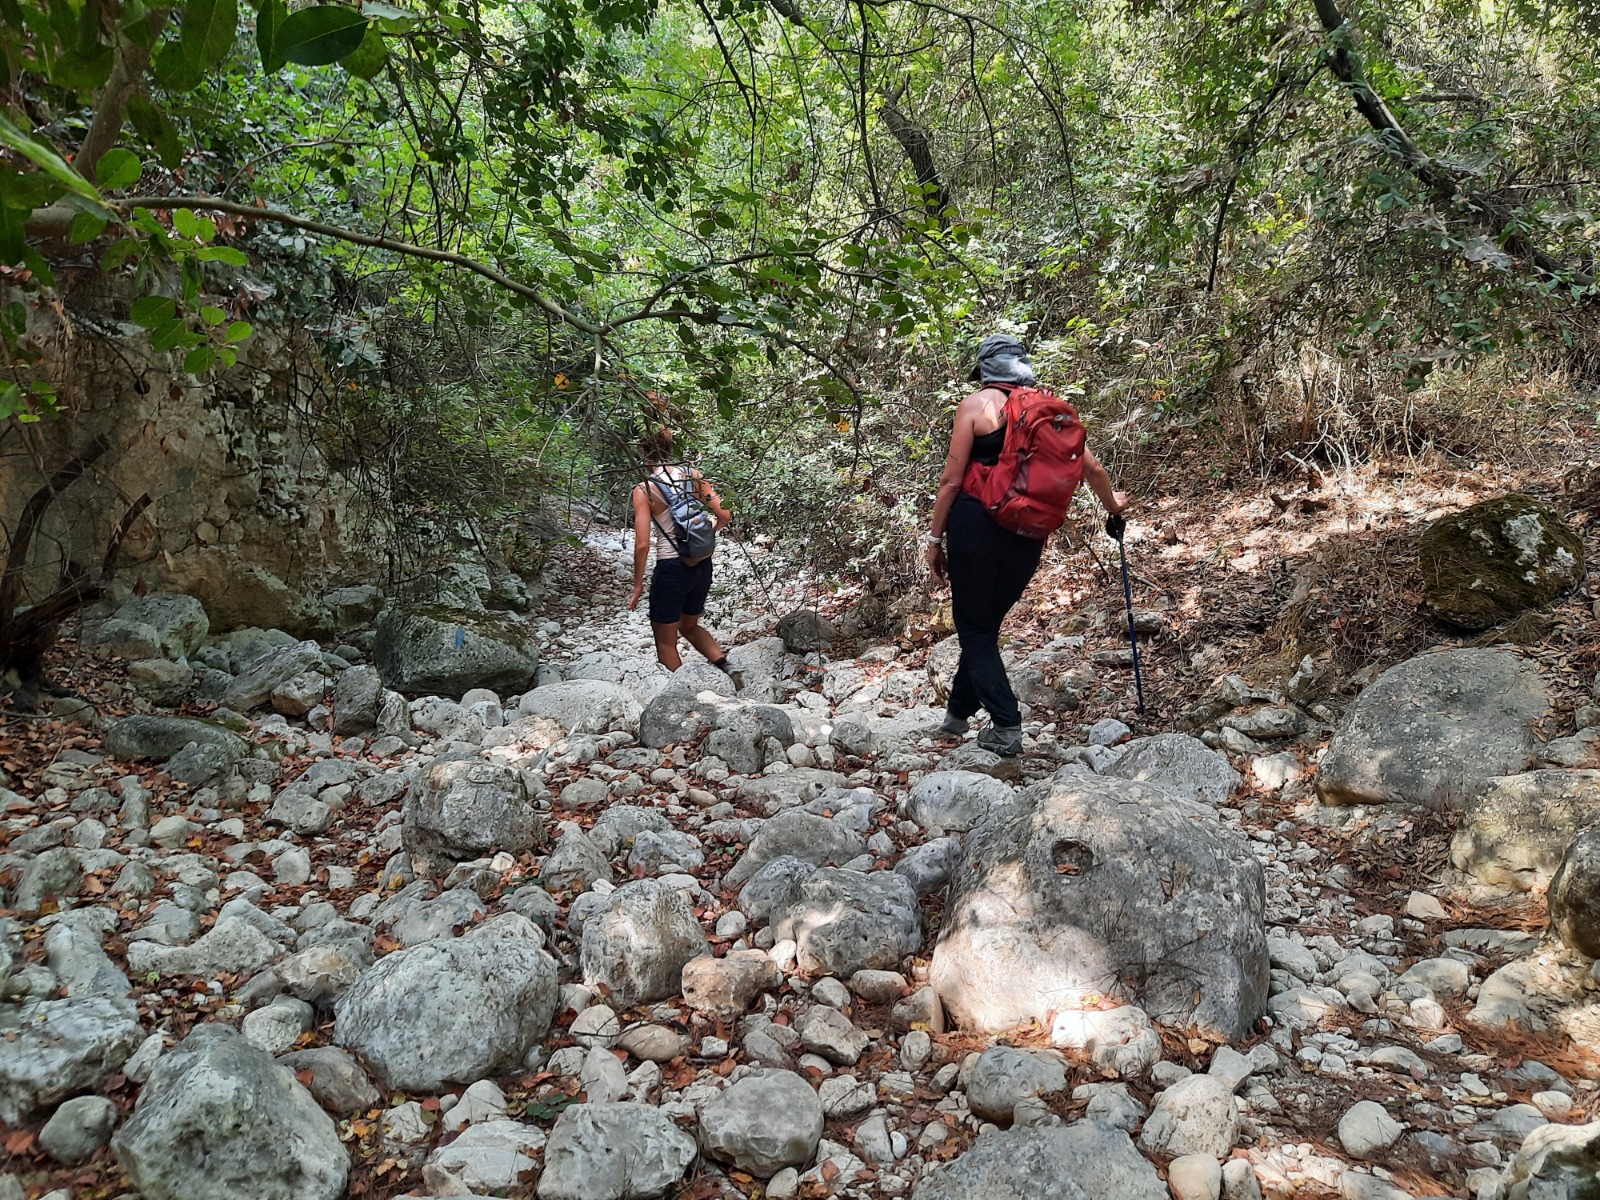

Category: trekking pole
[1104, 513, 1146, 716]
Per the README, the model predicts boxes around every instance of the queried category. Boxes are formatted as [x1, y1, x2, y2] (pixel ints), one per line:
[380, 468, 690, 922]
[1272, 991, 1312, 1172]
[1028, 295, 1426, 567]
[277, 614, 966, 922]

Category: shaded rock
[1316, 649, 1546, 809]
[374, 606, 539, 698]
[639, 686, 726, 748]
[580, 880, 710, 1007]
[902, 770, 1017, 833]
[967, 1046, 1068, 1123]
[332, 665, 383, 736]
[111, 1024, 347, 1200]
[104, 715, 244, 763]
[1549, 826, 1600, 957]
[333, 930, 558, 1091]
[1137, 1074, 1240, 1159]
[126, 918, 284, 979]
[14, 846, 82, 913]
[699, 1069, 823, 1177]
[772, 867, 922, 977]
[543, 822, 612, 892]
[918, 1121, 1166, 1200]
[931, 773, 1267, 1041]
[537, 1101, 698, 1200]
[40, 1094, 118, 1164]
[223, 640, 327, 712]
[277, 1047, 381, 1114]
[776, 609, 832, 654]
[520, 679, 643, 735]
[1421, 494, 1585, 630]
[1103, 733, 1240, 805]
[402, 757, 542, 873]
[0, 996, 143, 1124]
[725, 811, 867, 887]
[1450, 770, 1600, 891]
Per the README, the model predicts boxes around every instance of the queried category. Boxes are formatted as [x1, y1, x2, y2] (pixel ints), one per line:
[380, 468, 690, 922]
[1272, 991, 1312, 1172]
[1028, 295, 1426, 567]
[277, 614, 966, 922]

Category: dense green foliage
[2, 0, 1598, 573]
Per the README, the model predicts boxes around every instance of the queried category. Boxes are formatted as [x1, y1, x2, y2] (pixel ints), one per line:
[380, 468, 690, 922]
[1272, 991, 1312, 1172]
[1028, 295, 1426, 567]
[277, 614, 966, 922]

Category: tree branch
[0, 435, 111, 623]
[77, 10, 172, 183]
[877, 89, 950, 224]
[1313, 0, 1594, 293]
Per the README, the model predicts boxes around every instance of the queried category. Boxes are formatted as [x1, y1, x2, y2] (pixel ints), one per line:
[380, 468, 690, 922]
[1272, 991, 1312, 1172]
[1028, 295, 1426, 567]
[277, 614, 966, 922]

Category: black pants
[946, 494, 1044, 728]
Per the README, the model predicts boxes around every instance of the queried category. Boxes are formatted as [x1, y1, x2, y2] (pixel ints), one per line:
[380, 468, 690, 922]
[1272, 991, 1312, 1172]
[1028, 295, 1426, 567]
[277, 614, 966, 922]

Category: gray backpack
[651, 467, 718, 563]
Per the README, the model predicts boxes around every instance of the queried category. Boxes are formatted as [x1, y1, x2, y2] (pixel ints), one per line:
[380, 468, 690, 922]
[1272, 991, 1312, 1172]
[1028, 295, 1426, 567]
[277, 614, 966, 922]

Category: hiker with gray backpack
[629, 426, 742, 683]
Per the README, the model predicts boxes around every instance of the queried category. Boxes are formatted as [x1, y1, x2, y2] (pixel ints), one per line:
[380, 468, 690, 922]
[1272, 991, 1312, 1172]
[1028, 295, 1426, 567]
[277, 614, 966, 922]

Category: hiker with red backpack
[628, 427, 742, 684]
[925, 334, 1130, 756]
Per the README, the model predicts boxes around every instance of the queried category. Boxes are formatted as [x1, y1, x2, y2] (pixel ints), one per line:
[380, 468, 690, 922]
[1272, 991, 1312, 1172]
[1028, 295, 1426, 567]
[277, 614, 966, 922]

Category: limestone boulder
[772, 867, 922, 977]
[223, 640, 327, 711]
[699, 1069, 823, 1177]
[775, 609, 831, 654]
[1316, 649, 1546, 809]
[1420, 494, 1585, 630]
[1498, 1119, 1600, 1200]
[104, 715, 244, 763]
[1103, 733, 1240, 805]
[901, 770, 1018, 833]
[402, 757, 543, 873]
[724, 810, 867, 887]
[537, 1101, 698, 1200]
[917, 1121, 1165, 1200]
[112, 1024, 347, 1200]
[113, 593, 210, 658]
[930, 773, 1267, 1041]
[519, 679, 644, 735]
[580, 880, 710, 1007]
[1450, 770, 1600, 891]
[333, 927, 559, 1091]
[0, 995, 143, 1124]
[1549, 827, 1600, 958]
[374, 606, 539, 698]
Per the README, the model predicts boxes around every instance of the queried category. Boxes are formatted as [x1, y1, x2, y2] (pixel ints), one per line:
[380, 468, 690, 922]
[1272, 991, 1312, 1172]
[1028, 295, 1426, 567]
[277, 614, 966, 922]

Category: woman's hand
[926, 540, 946, 586]
[628, 580, 644, 611]
[1109, 490, 1131, 514]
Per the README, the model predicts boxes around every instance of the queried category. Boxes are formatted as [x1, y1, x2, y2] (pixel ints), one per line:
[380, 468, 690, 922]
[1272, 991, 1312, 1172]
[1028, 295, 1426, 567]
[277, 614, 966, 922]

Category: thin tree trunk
[1312, 0, 1594, 291]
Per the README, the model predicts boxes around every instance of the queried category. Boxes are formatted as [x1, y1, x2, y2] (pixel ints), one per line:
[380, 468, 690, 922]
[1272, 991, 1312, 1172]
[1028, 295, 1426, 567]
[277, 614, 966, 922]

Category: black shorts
[648, 557, 713, 625]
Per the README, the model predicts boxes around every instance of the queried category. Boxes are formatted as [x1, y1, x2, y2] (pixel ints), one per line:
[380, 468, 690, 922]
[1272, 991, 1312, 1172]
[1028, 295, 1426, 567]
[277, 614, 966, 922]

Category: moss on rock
[1419, 494, 1585, 630]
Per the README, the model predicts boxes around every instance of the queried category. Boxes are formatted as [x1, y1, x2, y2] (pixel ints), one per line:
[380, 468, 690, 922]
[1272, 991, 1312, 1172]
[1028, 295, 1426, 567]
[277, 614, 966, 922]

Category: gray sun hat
[967, 333, 1037, 386]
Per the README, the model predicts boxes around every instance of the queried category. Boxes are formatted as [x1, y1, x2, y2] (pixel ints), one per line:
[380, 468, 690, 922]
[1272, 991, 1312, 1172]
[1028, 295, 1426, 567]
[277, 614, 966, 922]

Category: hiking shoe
[939, 711, 969, 736]
[976, 723, 1023, 757]
[728, 669, 746, 692]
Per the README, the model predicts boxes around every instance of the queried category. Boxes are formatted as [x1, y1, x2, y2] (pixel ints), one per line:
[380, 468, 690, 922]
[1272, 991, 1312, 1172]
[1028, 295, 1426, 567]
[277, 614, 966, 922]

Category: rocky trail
[5, 497, 1600, 1200]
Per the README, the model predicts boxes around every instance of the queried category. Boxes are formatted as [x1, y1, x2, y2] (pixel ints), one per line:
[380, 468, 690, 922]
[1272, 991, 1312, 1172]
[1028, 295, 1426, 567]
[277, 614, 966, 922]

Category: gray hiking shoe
[939, 711, 969, 736]
[976, 723, 1023, 757]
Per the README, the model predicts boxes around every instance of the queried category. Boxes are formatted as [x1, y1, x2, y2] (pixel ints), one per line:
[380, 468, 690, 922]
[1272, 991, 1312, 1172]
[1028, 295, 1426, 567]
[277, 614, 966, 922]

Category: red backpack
[961, 385, 1086, 538]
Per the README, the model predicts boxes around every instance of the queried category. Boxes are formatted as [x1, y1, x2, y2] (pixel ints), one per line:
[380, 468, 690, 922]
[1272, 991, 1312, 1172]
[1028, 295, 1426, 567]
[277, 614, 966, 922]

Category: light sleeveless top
[645, 465, 695, 561]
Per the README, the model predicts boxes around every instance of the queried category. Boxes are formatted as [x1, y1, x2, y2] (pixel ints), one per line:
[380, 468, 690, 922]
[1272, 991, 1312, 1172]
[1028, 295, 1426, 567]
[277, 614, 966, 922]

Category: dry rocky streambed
[4, 522, 1600, 1200]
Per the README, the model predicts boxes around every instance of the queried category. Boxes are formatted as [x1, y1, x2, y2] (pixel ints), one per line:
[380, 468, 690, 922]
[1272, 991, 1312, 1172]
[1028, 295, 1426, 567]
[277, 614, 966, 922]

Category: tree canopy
[2, 0, 1597, 494]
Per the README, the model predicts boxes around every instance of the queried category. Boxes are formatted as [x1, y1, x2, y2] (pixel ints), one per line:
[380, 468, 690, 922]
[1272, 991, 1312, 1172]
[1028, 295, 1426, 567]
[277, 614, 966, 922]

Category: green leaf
[95, 148, 142, 189]
[256, 0, 287, 72]
[184, 345, 215, 374]
[196, 245, 248, 265]
[68, 211, 108, 243]
[276, 5, 368, 66]
[0, 113, 108, 211]
[200, 304, 226, 325]
[50, 45, 115, 90]
[127, 92, 183, 169]
[225, 319, 252, 342]
[130, 295, 177, 328]
[339, 21, 386, 79]
[217, 347, 238, 367]
[172, 208, 201, 239]
[180, 0, 239, 73]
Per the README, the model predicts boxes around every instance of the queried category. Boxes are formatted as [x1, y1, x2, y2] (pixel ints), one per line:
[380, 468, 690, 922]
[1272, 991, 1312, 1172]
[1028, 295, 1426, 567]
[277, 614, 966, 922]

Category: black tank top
[970, 424, 1005, 466]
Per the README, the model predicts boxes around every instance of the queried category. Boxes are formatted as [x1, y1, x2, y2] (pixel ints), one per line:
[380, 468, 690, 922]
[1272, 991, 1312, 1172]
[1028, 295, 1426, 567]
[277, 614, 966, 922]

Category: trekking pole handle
[1104, 513, 1127, 541]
